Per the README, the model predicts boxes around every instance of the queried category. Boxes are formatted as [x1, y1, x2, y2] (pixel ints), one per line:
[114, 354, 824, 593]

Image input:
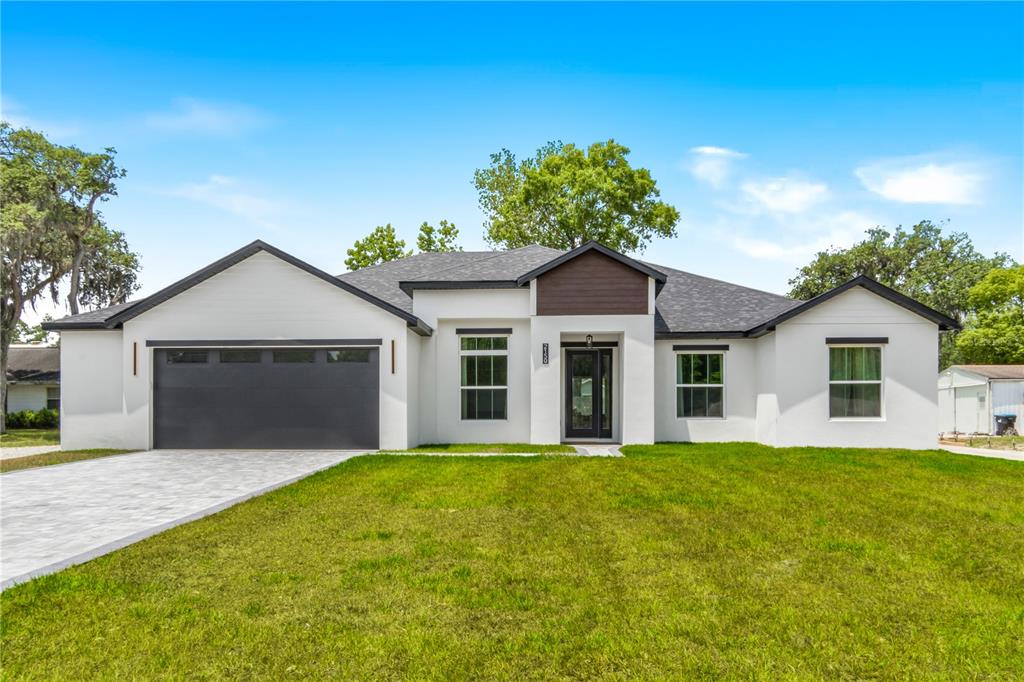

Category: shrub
[5, 409, 59, 429]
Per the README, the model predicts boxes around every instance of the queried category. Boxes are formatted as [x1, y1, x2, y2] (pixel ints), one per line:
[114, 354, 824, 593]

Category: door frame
[563, 348, 613, 439]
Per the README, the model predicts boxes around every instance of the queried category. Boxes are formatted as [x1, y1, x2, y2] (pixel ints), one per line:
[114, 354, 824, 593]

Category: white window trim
[675, 351, 727, 420]
[459, 334, 509, 422]
[827, 343, 885, 422]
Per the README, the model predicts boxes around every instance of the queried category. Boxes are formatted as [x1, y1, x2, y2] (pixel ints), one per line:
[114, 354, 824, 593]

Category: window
[829, 346, 882, 418]
[220, 350, 261, 363]
[273, 350, 315, 363]
[327, 349, 371, 363]
[46, 387, 60, 411]
[460, 336, 508, 420]
[676, 353, 724, 418]
[167, 350, 208, 364]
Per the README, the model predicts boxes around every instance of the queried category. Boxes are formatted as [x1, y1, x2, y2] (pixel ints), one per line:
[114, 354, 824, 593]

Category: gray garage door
[153, 347, 379, 449]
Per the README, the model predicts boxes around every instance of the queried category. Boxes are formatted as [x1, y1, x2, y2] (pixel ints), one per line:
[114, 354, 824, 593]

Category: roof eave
[45, 239, 432, 334]
[398, 280, 523, 295]
[744, 276, 961, 335]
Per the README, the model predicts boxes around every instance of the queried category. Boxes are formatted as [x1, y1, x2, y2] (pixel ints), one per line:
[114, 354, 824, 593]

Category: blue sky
[3, 2, 1022, 323]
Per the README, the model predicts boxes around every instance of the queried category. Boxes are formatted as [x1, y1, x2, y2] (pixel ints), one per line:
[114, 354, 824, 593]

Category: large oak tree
[474, 140, 679, 253]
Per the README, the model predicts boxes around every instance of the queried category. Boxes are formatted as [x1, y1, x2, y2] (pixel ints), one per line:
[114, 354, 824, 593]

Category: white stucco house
[938, 365, 1024, 435]
[43, 240, 959, 451]
[5, 345, 60, 414]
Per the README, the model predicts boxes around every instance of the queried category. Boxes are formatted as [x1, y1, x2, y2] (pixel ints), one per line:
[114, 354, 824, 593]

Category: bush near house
[4, 409, 59, 429]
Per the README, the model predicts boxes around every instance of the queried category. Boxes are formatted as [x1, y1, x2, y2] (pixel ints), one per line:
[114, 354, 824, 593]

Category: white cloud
[167, 175, 284, 229]
[1, 95, 81, 140]
[728, 211, 875, 262]
[740, 176, 830, 214]
[687, 146, 747, 188]
[855, 156, 983, 205]
[145, 98, 270, 136]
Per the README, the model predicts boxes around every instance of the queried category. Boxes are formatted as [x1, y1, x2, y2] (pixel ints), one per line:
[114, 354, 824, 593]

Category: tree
[12, 317, 55, 345]
[955, 266, 1024, 364]
[0, 124, 127, 315]
[474, 139, 680, 253]
[787, 221, 1013, 368]
[78, 224, 141, 309]
[1, 123, 139, 432]
[344, 224, 411, 271]
[416, 220, 461, 253]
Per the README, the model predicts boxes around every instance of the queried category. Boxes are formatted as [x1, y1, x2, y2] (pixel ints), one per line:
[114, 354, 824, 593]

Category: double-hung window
[460, 336, 508, 420]
[829, 345, 883, 418]
[676, 352, 724, 418]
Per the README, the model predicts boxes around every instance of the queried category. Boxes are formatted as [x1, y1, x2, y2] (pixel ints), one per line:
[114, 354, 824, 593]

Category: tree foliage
[787, 221, 1012, 368]
[344, 224, 412, 271]
[1, 122, 140, 432]
[474, 139, 679, 253]
[416, 220, 461, 253]
[955, 266, 1024, 364]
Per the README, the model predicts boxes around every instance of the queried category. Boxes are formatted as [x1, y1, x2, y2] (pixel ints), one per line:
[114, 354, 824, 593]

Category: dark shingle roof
[40, 299, 144, 329]
[40, 241, 820, 336]
[651, 263, 800, 335]
[6, 346, 60, 383]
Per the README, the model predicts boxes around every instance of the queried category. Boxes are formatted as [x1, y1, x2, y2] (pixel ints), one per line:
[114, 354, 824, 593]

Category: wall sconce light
[585, 334, 593, 348]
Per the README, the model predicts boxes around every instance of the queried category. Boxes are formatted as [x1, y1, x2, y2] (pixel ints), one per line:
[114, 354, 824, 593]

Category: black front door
[564, 349, 612, 439]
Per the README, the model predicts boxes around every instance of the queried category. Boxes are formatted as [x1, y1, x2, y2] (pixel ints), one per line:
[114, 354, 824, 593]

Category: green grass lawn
[2, 443, 1022, 678]
[0, 449, 135, 473]
[389, 442, 575, 453]
[0, 427, 60, 447]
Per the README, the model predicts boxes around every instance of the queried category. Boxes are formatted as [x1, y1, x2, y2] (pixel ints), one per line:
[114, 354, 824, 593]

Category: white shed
[938, 365, 1024, 435]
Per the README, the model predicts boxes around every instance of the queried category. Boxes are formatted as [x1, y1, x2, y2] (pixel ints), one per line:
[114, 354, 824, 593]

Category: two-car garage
[152, 344, 380, 449]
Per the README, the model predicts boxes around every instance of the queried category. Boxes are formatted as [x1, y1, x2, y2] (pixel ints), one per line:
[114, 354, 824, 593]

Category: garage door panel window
[829, 346, 883, 418]
[273, 350, 316, 363]
[167, 350, 208, 364]
[676, 352, 724, 418]
[460, 336, 508, 420]
[328, 349, 371, 363]
[220, 350, 261, 363]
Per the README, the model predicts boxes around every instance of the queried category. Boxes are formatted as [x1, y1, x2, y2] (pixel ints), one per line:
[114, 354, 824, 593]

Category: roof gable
[45, 241, 432, 335]
[746, 276, 960, 335]
[515, 241, 666, 286]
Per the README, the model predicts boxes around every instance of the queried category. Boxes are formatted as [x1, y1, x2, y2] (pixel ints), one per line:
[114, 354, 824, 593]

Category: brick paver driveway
[0, 450, 362, 589]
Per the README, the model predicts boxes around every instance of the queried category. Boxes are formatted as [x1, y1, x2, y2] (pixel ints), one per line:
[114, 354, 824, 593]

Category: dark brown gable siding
[536, 250, 649, 315]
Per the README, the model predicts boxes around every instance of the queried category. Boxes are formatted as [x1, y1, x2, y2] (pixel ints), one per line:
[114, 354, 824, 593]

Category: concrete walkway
[571, 444, 624, 457]
[939, 444, 1024, 462]
[0, 449, 360, 589]
[0, 444, 61, 460]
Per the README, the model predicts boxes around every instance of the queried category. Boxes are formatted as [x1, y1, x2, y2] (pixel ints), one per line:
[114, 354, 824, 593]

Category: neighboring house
[5, 345, 60, 414]
[43, 240, 958, 451]
[938, 365, 1024, 435]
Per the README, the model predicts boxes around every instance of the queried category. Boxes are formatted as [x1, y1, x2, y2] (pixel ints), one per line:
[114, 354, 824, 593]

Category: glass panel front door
[565, 349, 612, 439]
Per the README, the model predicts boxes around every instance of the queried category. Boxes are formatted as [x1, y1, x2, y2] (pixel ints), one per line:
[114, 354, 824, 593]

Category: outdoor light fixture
[586, 334, 593, 348]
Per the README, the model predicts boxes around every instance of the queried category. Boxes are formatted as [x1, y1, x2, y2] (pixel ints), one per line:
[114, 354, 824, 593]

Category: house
[938, 365, 1024, 435]
[5, 345, 60, 414]
[43, 240, 958, 451]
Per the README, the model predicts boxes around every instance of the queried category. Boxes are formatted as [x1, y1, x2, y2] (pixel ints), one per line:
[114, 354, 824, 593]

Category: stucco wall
[59, 330, 126, 449]
[772, 287, 939, 449]
[655, 339, 759, 442]
[418, 318, 532, 444]
[117, 251, 412, 450]
[530, 314, 654, 444]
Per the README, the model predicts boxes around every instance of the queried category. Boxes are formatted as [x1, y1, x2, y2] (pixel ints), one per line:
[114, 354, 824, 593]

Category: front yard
[0, 427, 59, 447]
[2, 443, 1021, 678]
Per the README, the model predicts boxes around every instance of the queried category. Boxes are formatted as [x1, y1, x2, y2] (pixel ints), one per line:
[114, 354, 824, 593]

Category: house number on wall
[542, 343, 549, 365]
